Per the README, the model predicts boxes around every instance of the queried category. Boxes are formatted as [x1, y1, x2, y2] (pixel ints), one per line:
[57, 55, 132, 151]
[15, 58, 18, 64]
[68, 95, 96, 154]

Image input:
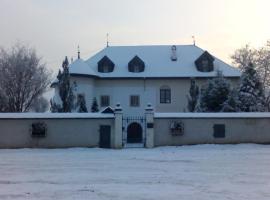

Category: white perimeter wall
[154, 115, 270, 146]
[0, 116, 114, 148]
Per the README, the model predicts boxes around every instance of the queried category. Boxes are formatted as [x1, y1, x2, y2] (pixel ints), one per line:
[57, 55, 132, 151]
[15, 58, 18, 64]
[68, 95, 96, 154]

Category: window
[133, 65, 140, 73]
[100, 95, 110, 107]
[130, 95, 140, 107]
[213, 124, 225, 138]
[103, 65, 109, 73]
[128, 56, 145, 73]
[160, 86, 171, 104]
[31, 122, 46, 138]
[98, 56, 115, 73]
[202, 59, 209, 68]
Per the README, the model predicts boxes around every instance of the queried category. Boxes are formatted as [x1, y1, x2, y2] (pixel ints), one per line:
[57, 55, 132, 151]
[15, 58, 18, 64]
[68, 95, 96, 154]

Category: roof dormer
[195, 51, 215, 72]
[98, 56, 115, 73]
[128, 55, 145, 73]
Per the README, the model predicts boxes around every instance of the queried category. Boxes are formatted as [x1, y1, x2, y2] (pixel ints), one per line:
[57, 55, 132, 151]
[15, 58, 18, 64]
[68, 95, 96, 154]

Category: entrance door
[127, 122, 143, 143]
[99, 125, 111, 148]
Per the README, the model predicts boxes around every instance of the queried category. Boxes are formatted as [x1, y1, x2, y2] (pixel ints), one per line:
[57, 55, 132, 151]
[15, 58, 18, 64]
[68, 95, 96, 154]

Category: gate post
[145, 103, 154, 148]
[113, 103, 123, 149]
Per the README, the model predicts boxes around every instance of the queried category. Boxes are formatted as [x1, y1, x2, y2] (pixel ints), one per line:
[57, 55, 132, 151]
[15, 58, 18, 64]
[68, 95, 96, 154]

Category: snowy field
[1, 145, 270, 200]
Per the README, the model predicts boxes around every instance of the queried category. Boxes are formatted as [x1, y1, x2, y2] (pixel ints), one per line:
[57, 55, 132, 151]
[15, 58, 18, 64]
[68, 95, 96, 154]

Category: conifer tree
[77, 94, 88, 113]
[221, 89, 240, 112]
[198, 71, 231, 112]
[91, 97, 99, 113]
[57, 57, 74, 112]
[187, 78, 199, 112]
[238, 63, 265, 112]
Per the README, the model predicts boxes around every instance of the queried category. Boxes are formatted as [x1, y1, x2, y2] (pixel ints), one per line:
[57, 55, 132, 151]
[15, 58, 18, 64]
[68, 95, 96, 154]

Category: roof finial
[192, 36, 196, 46]
[106, 33, 109, 47]
[77, 45, 80, 59]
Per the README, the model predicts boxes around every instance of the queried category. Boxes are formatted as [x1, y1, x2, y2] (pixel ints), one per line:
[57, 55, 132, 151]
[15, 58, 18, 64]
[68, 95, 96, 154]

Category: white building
[52, 44, 240, 114]
[52, 44, 241, 144]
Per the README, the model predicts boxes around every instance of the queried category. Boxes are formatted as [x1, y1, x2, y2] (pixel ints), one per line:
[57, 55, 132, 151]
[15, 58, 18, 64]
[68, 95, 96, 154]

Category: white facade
[52, 45, 241, 116]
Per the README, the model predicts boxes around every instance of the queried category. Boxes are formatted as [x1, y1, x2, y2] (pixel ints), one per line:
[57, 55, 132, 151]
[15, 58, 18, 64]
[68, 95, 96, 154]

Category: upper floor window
[98, 56, 115, 73]
[130, 95, 140, 107]
[195, 51, 215, 72]
[160, 86, 171, 104]
[128, 55, 145, 73]
[100, 95, 110, 107]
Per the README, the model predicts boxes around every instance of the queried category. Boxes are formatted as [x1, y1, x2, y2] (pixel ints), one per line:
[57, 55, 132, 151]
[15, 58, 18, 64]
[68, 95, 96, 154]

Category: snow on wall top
[155, 112, 270, 118]
[0, 113, 114, 119]
[68, 45, 241, 78]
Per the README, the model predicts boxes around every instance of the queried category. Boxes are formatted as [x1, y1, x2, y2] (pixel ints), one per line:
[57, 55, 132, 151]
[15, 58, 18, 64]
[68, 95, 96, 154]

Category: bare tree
[231, 41, 270, 90]
[0, 43, 51, 112]
[30, 96, 49, 113]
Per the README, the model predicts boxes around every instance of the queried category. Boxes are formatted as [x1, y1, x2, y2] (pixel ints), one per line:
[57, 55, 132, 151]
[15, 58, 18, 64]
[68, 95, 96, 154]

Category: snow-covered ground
[1, 144, 270, 200]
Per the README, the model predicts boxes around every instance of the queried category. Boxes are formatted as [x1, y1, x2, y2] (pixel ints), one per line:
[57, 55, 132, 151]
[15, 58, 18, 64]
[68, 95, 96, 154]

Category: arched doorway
[127, 122, 143, 143]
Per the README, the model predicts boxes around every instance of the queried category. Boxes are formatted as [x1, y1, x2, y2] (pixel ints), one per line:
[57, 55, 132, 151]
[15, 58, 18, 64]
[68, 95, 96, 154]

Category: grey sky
[1, 0, 270, 73]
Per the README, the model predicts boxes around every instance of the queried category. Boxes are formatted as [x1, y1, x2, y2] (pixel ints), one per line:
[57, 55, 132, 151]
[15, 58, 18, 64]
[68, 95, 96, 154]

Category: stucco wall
[0, 118, 114, 148]
[154, 117, 270, 146]
[53, 77, 239, 116]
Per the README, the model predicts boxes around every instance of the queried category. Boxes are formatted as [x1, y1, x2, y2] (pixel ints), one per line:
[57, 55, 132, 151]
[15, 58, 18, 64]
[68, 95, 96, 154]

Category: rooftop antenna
[106, 33, 109, 47]
[77, 45, 80, 59]
[192, 36, 196, 46]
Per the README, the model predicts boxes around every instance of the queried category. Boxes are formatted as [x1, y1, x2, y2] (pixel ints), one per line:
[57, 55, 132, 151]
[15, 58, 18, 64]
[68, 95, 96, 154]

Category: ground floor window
[100, 95, 110, 107]
[213, 124, 225, 138]
[160, 86, 171, 104]
[130, 95, 140, 107]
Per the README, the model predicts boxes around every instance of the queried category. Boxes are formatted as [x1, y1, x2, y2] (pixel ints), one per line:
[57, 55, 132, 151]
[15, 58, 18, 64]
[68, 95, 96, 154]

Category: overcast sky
[1, 0, 270, 73]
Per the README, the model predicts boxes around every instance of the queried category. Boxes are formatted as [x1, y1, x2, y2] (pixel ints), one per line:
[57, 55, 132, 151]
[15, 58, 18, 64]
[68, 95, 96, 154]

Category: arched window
[160, 86, 171, 104]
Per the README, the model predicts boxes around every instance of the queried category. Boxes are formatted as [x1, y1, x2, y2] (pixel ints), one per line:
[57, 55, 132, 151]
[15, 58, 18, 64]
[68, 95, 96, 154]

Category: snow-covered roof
[68, 45, 239, 78]
[155, 112, 270, 118]
[69, 58, 97, 77]
[0, 113, 114, 119]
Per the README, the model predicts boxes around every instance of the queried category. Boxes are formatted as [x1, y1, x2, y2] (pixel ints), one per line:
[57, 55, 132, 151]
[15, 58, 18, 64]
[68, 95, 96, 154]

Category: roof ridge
[107, 44, 196, 48]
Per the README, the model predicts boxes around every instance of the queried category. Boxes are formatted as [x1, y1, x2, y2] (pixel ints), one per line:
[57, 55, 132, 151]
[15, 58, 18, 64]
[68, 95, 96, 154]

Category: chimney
[171, 45, 177, 61]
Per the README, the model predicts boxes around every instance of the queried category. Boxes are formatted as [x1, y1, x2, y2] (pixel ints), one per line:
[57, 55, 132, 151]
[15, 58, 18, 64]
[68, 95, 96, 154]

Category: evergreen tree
[187, 78, 199, 112]
[57, 57, 74, 112]
[221, 89, 240, 112]
[238, 63, 265, 112]
[77, 94, 88, 113]
[198, 71, 231, 112]
[91, 97, 99, 113]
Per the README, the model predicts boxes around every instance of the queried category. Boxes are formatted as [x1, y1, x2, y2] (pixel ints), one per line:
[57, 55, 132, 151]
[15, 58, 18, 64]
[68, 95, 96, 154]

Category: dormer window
[103, 65, 109, 73]
[133, 65, 140, 73]
[98, 56, 115, 73]
[195, 51, 215, 72]
[128, 55, 145, 73]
